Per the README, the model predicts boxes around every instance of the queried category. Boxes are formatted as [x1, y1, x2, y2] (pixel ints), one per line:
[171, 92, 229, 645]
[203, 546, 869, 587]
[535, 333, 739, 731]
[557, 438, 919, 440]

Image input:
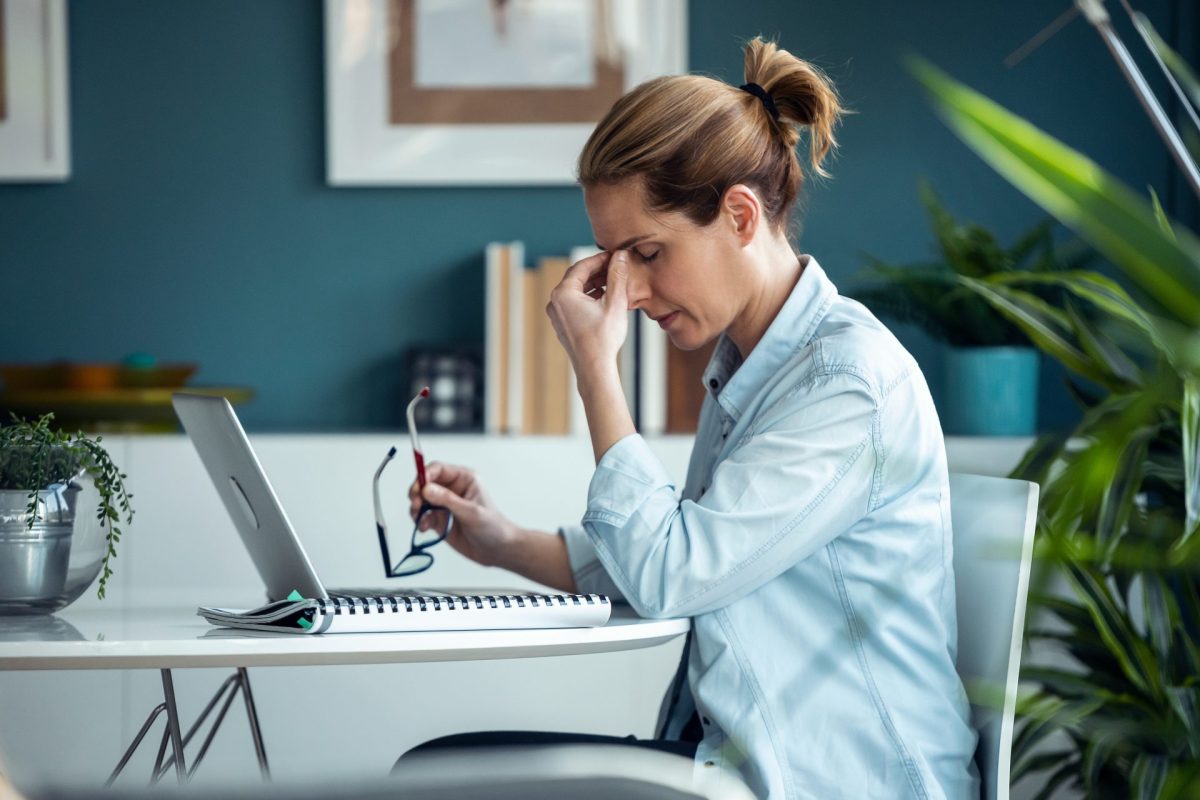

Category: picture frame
[324, 0, 687, 186]
[0, 0, 70, 182]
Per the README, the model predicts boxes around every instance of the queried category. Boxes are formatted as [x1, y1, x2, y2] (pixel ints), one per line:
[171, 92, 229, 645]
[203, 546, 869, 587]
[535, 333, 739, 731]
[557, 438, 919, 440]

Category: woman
[408, 37, 978, 800]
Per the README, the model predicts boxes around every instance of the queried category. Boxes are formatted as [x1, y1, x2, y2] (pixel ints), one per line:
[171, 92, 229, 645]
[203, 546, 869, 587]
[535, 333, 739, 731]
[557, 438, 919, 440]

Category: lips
[652, 311, 679, 329]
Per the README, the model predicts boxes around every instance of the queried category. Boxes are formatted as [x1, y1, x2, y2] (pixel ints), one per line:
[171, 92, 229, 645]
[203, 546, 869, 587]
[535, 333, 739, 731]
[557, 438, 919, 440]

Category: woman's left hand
[546, 249, 630, 382]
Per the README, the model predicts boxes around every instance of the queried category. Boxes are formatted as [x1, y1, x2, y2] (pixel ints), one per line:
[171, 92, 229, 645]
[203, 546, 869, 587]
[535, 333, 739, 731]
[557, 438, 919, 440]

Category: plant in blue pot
[854, 181, 1090, 435]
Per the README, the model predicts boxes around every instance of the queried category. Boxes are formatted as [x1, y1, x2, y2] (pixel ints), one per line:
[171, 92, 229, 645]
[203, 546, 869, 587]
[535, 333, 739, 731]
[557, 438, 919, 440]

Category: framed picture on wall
[324, 0, 687, 186]
[0, 0, 70, 182]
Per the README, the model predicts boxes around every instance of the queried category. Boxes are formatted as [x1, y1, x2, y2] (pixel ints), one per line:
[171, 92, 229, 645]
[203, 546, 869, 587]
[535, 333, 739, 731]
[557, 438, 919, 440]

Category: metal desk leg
[238, 667, 271, 779]
[160, 669, 188, 782]
[107, 667, 271, 786]
[106, 703, 167, 787]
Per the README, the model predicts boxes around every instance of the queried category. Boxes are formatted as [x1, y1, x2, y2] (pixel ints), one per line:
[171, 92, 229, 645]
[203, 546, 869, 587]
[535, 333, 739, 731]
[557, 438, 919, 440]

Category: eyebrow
[595, 234, 653, 252]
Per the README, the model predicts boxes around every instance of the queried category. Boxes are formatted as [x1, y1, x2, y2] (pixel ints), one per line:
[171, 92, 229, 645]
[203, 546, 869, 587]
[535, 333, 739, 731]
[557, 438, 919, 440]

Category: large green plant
[908, 36, 1200, 800]
[854, 182, 1088, 347]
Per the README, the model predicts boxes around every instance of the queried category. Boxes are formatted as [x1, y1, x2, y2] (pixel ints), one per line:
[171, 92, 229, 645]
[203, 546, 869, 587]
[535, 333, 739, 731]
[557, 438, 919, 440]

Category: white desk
[0, 607, 688, 786]
[0, 606, 689, 670]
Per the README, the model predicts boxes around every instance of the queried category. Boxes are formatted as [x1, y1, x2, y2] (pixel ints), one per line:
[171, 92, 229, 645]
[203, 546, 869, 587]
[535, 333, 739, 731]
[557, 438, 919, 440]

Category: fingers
[605, 251, 629, 313]
[409, 461, 476, 521]
[582, 264, 609, 298]
[421, 482, 474, 521]
[560, 250, 612, 293]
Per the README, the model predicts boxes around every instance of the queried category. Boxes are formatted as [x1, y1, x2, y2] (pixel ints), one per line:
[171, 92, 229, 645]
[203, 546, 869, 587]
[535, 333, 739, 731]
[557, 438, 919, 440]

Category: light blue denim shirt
[560, 256, 979, 799]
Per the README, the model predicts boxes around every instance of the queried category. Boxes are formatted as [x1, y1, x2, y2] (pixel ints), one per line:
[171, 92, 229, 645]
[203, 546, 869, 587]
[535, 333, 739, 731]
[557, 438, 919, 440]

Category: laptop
[172, 392, 415, 602]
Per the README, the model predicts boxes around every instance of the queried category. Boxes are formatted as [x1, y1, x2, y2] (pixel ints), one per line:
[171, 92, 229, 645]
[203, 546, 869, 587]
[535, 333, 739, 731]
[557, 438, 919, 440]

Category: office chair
[949, 472, 1039, 800]
[26, 746, 752, 800]
[388, 743, 755, 799]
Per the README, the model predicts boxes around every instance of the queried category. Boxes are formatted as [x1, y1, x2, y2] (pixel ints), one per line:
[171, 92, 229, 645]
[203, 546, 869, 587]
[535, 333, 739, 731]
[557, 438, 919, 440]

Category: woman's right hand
[408, 462, 517, 568]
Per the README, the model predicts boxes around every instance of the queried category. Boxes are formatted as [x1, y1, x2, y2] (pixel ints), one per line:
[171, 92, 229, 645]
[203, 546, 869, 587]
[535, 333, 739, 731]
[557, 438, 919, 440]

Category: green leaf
[1066, 300, 1142, 389]
[1010, 431, 1070, 484]
[1163, 761, 1200, 800]
[1008, 218, 1055, 267]
[956, 275, 1112, 385]
[1143, 575, 1177, 665]
[1094, 426, 1153, 561]
[1029, 758, 1080, 800]
[1149, 186, 1178, 244]
[1183, 379, 1199, 543]
[1013, 694, 1107, 771]
[1013, 748, 1077, 779]
[1132, 753, 1169, 800]
[1165, 686, 1197, 746]
[1063, 561, 1163, 702]
[985, 270, 1174, 364]
[1133, 12, 1200, 112]
[907, 55, 1200, 327]
[1030, 593, 1101, 638]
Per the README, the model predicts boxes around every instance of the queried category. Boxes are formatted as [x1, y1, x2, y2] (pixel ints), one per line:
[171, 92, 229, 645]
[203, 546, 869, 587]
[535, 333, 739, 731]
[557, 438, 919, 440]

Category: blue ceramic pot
[942, 347, 1039, 436]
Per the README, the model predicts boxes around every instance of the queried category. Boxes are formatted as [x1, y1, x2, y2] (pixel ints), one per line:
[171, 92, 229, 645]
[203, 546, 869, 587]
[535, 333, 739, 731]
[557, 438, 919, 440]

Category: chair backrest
[949, 472, 1039, 800]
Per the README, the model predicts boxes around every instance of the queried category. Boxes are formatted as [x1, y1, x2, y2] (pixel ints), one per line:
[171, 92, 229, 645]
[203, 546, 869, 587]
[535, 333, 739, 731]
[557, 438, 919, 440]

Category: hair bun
[742, 36, 844, 177]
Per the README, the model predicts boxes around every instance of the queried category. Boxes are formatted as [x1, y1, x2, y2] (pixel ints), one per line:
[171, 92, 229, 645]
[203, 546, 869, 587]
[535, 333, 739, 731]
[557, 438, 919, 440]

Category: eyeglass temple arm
[373, 447, 397, 575]
[407, 387, 430, 487]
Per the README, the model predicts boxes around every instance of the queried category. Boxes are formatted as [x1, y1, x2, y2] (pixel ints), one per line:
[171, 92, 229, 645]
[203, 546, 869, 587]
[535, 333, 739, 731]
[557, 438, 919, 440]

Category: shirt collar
[701, 255, 838, 421]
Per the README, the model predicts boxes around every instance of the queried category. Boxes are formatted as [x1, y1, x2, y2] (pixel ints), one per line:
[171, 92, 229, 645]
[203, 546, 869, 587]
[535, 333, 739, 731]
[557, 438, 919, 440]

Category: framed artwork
[324, 0, 687, 186]
[0, 0, 70, 182]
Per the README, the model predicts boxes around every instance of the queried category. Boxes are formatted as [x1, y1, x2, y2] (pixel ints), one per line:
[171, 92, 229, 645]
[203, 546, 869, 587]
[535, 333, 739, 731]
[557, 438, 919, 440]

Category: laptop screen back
[172, 393, 327, 602]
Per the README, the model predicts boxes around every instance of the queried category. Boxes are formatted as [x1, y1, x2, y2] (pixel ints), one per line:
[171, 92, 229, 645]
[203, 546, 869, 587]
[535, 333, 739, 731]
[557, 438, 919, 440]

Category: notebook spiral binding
[317, 594, 609, 616]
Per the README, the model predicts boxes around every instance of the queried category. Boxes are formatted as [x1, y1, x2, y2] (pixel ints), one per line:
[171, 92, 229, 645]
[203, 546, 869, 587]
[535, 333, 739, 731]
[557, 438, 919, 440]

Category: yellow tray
[0, 387, 254, 433]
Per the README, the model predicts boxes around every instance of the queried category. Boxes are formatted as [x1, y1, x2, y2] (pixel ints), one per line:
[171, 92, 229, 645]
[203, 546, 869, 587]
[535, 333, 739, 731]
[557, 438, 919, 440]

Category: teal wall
[0, 0, 1193, 431]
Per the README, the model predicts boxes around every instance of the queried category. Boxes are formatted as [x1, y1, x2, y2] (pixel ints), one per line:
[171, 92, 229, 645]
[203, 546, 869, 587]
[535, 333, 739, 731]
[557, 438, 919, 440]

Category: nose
[624, 262, 652, 311]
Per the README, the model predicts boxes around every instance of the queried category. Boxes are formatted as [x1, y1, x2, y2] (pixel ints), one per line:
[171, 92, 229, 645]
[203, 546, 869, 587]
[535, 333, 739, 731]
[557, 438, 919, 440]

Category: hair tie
[739, 82, 780, 122]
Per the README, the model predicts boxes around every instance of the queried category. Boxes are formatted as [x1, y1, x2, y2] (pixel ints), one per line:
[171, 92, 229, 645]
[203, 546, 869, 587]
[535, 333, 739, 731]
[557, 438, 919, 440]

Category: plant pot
[0, 479, 106, 614]
[942, 346, 1039, 436]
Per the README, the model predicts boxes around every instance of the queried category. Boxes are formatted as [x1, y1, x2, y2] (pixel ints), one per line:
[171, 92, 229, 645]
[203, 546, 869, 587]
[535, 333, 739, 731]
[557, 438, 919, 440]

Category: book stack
[484, 241, 714, 436]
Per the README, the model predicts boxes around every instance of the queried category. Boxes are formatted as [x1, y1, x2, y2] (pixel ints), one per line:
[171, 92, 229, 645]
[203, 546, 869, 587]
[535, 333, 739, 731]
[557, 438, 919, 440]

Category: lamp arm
[1075, 0, 1200, 200]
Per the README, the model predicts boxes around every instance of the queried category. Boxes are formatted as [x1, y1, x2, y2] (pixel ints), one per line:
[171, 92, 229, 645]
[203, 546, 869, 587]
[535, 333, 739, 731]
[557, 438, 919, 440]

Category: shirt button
[704, 761, 716, 768]
[708, 378, 719, 390]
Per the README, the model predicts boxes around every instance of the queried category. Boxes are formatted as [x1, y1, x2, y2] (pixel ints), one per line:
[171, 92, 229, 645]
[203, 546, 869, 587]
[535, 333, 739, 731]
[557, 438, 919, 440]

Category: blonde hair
[578, 37, 844, 233]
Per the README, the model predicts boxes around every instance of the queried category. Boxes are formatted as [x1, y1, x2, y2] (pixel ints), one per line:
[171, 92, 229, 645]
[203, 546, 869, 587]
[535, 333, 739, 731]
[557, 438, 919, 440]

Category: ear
[720, 184, 762, 247]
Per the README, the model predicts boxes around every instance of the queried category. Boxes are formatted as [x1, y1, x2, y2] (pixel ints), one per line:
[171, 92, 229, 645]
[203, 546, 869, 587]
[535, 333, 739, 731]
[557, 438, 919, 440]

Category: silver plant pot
[0, 483, 103, 614]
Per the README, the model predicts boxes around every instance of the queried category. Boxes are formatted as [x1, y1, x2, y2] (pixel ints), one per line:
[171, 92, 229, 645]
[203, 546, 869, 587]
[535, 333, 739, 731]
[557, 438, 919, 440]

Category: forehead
[583, 180, 649, 243]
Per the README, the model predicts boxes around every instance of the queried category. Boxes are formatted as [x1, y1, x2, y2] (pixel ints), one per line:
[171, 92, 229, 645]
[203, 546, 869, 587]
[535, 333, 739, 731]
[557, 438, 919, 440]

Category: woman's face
[583, 179, 749, 352]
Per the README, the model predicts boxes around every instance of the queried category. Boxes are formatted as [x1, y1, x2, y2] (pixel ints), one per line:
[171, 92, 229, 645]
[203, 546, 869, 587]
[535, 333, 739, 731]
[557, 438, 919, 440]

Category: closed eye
[636, 250, 660, 264]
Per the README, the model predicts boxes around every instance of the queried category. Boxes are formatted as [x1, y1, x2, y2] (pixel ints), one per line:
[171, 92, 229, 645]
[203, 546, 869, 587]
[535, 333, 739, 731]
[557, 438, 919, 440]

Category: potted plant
[910, 18, 1200, 799]
[0, 413, 133, 612]
[853, 181, 1089, 436]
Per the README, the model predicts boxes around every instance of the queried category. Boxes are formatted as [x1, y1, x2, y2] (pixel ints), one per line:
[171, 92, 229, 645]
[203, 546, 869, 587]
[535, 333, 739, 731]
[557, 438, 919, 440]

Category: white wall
[0, 434, 1028, 791]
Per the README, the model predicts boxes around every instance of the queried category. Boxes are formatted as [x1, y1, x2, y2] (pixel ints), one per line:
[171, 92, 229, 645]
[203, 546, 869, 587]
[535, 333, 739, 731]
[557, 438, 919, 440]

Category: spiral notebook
[199, 591, 611, 634]
[173, 393, 611, 635]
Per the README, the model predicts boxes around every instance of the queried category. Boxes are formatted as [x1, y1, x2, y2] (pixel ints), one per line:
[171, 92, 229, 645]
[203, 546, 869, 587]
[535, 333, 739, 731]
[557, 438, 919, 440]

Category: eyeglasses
[372, 386, 453, 578]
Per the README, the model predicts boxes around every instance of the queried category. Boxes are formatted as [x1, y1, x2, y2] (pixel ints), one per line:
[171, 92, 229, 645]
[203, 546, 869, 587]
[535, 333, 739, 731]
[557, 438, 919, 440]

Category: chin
[667, 328, 716, 352]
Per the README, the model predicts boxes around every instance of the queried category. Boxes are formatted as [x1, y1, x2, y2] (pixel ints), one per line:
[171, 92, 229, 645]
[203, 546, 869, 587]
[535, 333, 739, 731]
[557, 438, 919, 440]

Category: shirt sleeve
[558, 523, 628, 601]
[581, 370, 879, 619]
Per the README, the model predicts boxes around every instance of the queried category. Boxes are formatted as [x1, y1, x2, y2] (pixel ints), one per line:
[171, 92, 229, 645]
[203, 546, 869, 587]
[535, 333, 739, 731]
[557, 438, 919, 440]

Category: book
[506, 242, 526, 434]
[199, 591, 612, 635]
[522, 261, 543, 433]
[484, 241, 526, 434]
[666, 339, 718, 433]
[567, 246, 602, 436]
[536, 257, 572, 434]
[484, 242, 510, 434]
[638, 312, 667, 435]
